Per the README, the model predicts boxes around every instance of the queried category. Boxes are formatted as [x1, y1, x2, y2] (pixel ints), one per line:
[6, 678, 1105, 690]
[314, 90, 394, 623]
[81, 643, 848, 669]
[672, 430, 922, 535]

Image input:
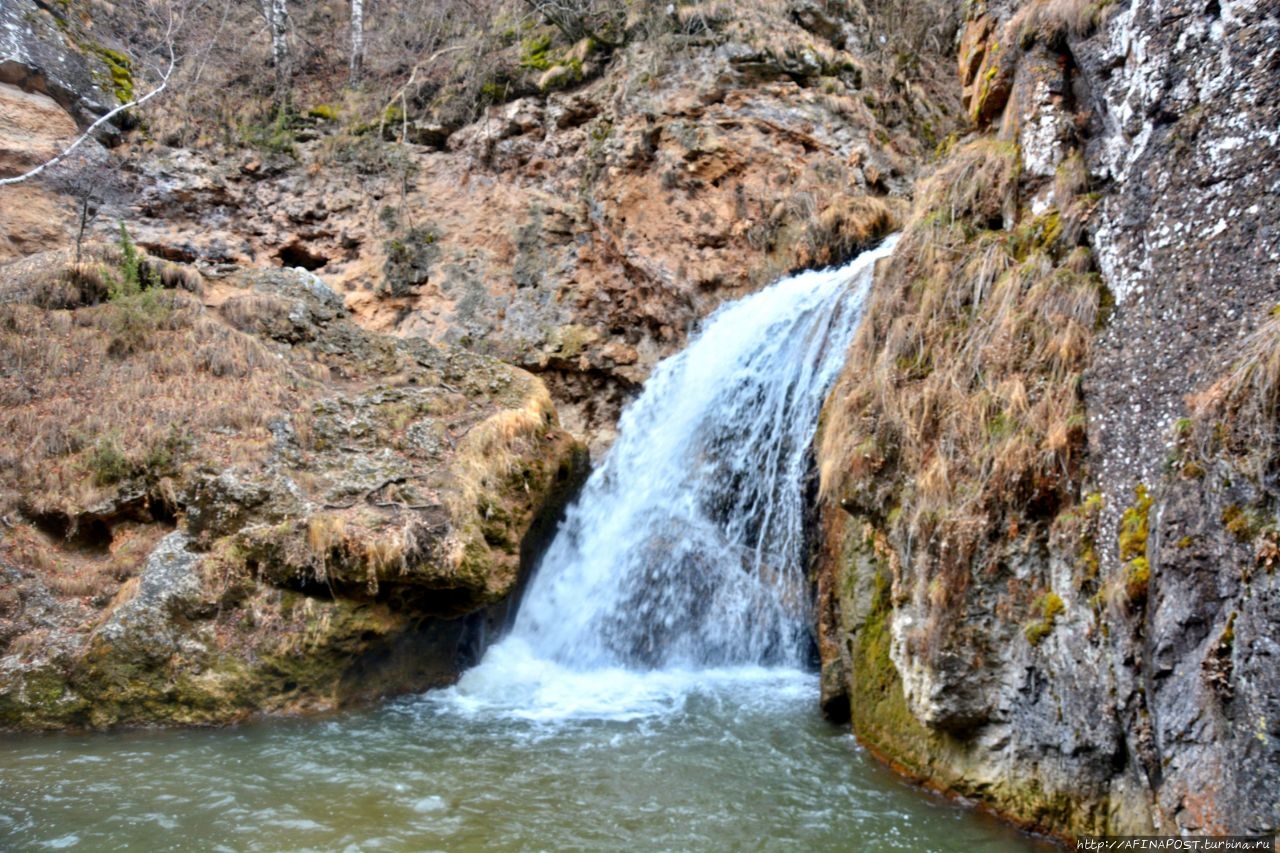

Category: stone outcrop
[0, 83, 84, 259]
[118, 2, 959, 453]
[0, 0, 127, 261]
[0, 0, 122, 133]
[0, 0, 959, 731]
[817, 0, 1280, 840]
[6, 0, 1277, 840]
[0, 254, 587, 729]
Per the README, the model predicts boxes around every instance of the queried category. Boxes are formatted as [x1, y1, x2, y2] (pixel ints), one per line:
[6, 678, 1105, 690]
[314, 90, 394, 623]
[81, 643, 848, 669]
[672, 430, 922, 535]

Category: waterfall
[505, 237, 897, 673]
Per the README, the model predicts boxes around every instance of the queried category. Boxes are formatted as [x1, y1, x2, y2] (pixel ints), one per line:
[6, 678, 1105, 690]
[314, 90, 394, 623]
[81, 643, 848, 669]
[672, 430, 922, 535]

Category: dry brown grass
[306, 513, 350, 586]
[1189, 307, 1280, 480]
[798, 196, 904, 269]
[0, 262, 308, 523]
[220, 292, 298, 336]
[915, 138, 1021, 230]
[451, 381, 557, 516]
[305, 511, 421, 594]
[0, 245, 205, 311]
[0, 521, 165, 604]
[820, 139, 1101, 555]
[1010, 0, 1119, 46]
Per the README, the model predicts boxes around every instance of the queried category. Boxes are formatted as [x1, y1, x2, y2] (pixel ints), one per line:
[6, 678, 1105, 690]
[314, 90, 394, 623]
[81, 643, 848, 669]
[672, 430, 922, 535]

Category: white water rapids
[446, 236, 899, 716]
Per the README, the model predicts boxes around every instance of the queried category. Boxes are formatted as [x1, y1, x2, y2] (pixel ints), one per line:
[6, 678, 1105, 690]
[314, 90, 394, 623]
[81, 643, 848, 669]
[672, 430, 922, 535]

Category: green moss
[307, 104, 340, 121]
[477, 499, 516, 553]
[1009, 209, 1063, 261]
[1220, 612, 1237, 648]
[84, 44, 134, 104]
[1079, 542, 1099, 582]
[1124, 556, 1150, 602]
[1118, 484, 1152, 562]
[1111, 484, 1154, 606]
[1222, 504, 1261, 542]
[0, 666, 85, 727]
[479, 81, 505, 102]
[1024, 591, 1065, 646]
[846, 545, 934, 772]
[536, 58, 585, 92]
[520, 33, 554, 70]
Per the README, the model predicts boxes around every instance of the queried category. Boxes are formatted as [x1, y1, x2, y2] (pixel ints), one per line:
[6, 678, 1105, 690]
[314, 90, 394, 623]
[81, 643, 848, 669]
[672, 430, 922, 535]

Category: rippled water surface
[0, 655, 1048, 852]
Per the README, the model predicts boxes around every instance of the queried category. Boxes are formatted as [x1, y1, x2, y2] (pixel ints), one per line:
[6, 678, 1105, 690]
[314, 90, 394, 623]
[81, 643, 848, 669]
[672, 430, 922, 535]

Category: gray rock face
[94, 532, 207, 657]
[1079, 0, 1280, 833]
[818, 0, 1280, 840]
[0, 0, 119, 133]
[1146, 473, 1280, 835]
[1084, 0, 1280, 531]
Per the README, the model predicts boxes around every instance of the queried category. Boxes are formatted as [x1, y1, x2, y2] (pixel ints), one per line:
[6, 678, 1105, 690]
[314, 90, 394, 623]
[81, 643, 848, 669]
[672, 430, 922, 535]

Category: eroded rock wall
[0, 256, 587, 729]
[817, 0, 1280, 839]
[0, 0, 966, 730]
[115, 1, 961, 452]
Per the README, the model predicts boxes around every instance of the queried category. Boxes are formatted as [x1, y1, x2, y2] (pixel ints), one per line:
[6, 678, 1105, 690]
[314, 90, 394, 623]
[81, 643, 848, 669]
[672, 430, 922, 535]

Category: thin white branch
[377, 44, 465, 143]
[0, 42, 177, 188]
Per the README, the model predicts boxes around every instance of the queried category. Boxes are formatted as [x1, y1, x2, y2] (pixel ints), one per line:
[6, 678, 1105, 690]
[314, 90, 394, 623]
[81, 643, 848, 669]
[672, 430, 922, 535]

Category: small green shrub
[88, 434, 130, 486]
[103, 222, 153, 301]
[241, 109, 298, 156]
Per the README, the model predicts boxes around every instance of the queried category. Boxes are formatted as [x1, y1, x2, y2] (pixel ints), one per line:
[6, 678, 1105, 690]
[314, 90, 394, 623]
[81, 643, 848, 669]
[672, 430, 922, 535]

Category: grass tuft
[820, 140, 1101, 626]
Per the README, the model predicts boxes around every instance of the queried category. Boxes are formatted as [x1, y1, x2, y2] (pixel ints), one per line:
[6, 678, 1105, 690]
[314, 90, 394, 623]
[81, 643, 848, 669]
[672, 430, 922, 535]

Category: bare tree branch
[0, 18, 178, 187]
[377, 44, 465, 143]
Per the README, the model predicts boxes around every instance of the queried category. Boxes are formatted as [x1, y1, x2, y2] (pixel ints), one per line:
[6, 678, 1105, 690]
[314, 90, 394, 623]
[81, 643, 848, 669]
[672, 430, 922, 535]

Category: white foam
[432, 637, 813, 724]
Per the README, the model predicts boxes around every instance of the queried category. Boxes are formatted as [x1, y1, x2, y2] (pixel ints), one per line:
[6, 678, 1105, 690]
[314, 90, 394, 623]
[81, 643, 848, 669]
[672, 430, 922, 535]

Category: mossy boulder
[0, 264, 589, 730]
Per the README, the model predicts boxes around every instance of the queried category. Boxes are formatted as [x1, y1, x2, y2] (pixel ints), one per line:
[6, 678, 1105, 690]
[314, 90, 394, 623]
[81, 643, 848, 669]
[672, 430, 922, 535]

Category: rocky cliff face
[817, 0, 1280, 839]
[0, 0, 124, 259]
[5, 0, 1278, 839]
[114, 0, 959, 452]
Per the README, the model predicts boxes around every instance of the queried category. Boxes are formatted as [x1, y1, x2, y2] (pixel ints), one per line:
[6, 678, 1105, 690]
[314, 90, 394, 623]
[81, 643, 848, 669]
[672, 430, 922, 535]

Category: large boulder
[0, 257, 587, 729]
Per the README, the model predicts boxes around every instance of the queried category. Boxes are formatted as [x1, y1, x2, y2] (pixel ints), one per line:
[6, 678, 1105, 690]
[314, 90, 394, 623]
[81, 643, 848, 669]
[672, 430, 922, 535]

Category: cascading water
[0, 236, 1044, 851]
[462, 236, 899, 697]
